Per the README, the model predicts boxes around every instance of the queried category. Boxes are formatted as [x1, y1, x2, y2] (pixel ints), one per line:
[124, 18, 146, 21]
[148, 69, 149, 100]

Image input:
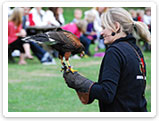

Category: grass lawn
[8, 44, 151, 112]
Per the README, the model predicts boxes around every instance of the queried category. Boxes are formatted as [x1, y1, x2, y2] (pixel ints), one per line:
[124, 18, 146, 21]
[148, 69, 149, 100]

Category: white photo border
[3, 1, 156, 117]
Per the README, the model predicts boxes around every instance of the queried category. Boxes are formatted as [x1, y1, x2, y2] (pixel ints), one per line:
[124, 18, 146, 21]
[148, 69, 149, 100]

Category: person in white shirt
[30, 7, 46, 26]
[143, 7, 151, 30]
[43, 7, 65, 27]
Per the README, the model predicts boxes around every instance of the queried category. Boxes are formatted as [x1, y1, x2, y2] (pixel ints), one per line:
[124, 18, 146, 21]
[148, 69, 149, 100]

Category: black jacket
[89, 34, 147, 112]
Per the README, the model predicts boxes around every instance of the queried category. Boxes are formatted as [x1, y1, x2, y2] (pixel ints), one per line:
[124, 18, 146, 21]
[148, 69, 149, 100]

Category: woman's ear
[115, 22, 120, 33]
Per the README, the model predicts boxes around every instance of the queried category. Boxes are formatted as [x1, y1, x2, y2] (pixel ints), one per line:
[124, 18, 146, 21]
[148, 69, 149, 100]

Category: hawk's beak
[80, 51, 85, 57]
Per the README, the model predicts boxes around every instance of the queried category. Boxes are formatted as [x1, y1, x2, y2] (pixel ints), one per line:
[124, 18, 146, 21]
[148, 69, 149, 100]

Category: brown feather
[63, 32, 82, 48]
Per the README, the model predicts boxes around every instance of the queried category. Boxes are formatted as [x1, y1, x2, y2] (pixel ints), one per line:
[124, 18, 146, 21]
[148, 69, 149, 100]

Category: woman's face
[101, 26, 115, 45]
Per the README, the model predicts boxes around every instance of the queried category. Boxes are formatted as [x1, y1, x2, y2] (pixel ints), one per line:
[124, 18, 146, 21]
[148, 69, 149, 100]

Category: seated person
[22, 7, 56, 65]
[8, 7, 33, 65]
[29, 7, 46, 26]
[84, 11, 97, 44]
[43, 7, 65, 27]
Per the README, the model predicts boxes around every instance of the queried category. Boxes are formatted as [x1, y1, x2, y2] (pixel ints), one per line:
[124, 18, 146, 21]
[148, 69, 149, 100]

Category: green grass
[8, 44, 151, 112]
[8, 54, 101, 112]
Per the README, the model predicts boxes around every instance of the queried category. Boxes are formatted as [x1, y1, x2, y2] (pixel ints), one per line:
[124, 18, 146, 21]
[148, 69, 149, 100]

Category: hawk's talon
[61, 65, 67, 72]
[62, 62, 66, 66]
[68, 67, 78, 73]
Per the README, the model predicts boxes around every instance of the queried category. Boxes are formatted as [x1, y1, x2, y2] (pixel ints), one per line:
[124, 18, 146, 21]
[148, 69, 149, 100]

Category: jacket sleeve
[89, 47, 123, 104]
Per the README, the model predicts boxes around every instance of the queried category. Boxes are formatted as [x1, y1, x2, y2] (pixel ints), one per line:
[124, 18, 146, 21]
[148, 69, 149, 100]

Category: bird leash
[125, 41, 146, 96]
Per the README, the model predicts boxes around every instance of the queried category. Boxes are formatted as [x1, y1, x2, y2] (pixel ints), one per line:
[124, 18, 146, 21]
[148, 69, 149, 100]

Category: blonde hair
[101, 7, 151, 42]
[8, 7, 24, 27]
[84, 11, 96, 23]
[76, 20, 88, 33]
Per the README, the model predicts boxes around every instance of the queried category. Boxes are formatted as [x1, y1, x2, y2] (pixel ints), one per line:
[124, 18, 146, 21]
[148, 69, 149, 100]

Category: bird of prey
[23, 28, 85, 73]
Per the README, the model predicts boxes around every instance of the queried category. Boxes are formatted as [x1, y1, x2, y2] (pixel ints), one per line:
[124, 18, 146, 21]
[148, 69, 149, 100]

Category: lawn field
[8, 45, 151, 112]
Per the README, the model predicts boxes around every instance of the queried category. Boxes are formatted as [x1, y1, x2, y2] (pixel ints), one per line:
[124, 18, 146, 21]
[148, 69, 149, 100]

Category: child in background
[72, 9, 83, 23]
[136, 9, 144, 22]
[85, 7, 108, 52]
[84, 11, 97, 44]
[129, 9, 138, 21]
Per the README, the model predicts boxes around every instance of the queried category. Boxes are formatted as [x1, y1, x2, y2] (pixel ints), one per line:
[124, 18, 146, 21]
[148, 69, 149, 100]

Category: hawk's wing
[47, 29, 82, 51]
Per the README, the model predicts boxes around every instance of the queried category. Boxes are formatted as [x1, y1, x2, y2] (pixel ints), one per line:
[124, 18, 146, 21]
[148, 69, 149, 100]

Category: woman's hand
[63, 70, 94, 104]
[16, 29, 27, 37]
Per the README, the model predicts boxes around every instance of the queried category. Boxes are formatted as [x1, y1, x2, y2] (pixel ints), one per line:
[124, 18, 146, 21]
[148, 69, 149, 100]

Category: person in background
[63, 7, 150, 112]
[22, 7, 35, 28]
[8, 7, 33, 65]
[143, 7, 151, 51]
[44, 7, 65, 27]
[62, 20, 87, 39]
[29, 7, 46, 26]
[136, 9, 144, 22]
[84, 11, 97, 43]
[82, 11, 97, 56]
[129, 9, 138, 21]
[22, 7, 56, 65]
[85, 7, 108, 51]
[143, 7, 151, 32]
[72, 9, 83, 23]
[43, 7, 64, 27]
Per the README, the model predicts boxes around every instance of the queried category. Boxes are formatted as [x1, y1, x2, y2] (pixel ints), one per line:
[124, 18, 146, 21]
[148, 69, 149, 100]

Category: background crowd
[8, 7, 151, 65]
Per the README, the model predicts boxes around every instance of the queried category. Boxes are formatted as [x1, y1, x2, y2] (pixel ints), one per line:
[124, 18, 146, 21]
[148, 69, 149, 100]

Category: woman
[8, 7, 33, 64]
[63, 8, 150, 112]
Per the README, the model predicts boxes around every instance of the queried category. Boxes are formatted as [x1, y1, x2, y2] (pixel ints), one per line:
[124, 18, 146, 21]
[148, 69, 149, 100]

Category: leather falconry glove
[63, 70, 94, 104]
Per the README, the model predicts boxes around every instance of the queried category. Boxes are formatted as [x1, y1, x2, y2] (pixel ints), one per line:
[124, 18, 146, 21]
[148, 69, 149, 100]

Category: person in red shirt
[61, 20, 85, 38]
[8, 7, 33, 65]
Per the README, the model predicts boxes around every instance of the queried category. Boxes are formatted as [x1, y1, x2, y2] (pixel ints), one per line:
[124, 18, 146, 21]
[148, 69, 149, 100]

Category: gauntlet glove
[63, 71, 94, 104]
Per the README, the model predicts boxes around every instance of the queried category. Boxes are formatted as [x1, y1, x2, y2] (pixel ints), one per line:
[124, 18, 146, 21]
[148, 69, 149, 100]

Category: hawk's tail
[22, 33, 49, 44]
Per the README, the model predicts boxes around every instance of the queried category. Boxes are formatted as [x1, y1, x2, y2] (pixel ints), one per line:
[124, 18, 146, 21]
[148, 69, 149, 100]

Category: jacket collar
[111, 34, 136, 45]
